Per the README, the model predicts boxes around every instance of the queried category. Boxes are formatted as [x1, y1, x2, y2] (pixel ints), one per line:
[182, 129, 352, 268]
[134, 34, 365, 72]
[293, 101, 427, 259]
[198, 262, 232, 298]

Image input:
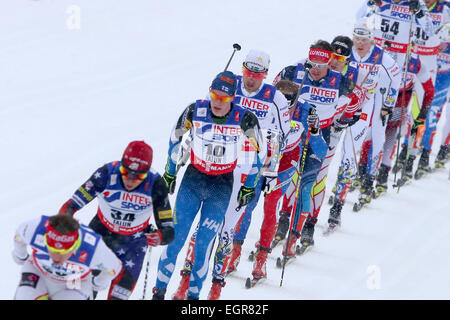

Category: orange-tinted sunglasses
[331, 52, 349, 62]
[210, 90, 235, 102]
[120, 165, 148, 181]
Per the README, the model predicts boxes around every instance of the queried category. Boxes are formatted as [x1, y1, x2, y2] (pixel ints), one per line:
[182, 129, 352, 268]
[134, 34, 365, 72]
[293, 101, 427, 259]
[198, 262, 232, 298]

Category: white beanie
[243, 49, 270, 73]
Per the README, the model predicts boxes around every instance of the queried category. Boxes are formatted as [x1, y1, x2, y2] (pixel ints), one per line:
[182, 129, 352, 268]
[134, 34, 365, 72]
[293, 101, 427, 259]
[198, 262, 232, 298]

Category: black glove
[262, 174, 278, 193]
[411, 107, 428, 134]
[237, 186, 256, 207]
[381, 105, 393, 126]
[369, 0, 382, 6]
[162, 172, 176, 194]
[409, 0, 422, 15]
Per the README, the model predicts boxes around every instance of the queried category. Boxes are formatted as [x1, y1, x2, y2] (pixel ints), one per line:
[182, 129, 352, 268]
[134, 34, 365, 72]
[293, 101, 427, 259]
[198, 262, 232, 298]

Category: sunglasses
[242, 66, 267, 80]
[306, 59, 329, 69]
[331, 52, 349, 62]
[209, 89, 235, 102]
[353, 35, 371, 43]
[120, 165, 148, 181]
[44, 234, 81, 254]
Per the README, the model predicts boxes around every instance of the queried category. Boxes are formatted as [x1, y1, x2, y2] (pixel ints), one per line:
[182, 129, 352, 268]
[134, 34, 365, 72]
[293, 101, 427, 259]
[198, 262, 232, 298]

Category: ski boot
[353, 174, 374, 212]
[373, 164, 389, 199]
[151, 287, 166, 300]
[207, 278, 226, 300]
[395, 155, 415, 187]
[172, 269, 190, 300]
[276, 232, 298, 268]
[434, 145, 449, 169]
[325, 198, 343, 235]
[271, 210, 290, 249]
[352, 164, 367, 191]
[297, 217, 316, 255]
[392, 144, 408, 174]
[246, 247, 270, 288]
[415, 149, 431, 180]
[328, 185, 337, 205]
[226, 240, 243, 274]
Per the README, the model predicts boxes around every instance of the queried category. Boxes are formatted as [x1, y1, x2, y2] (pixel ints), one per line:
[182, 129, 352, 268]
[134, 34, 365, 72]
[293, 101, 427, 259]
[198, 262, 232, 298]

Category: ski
[248, 250, 255, 262]
[270, 237, 284, 249]
[392, 176, 411, 188]
[372, 186, 387, 199]
[322, 223, 339, 236]
[328, 194, 335, 205]
[245, 276, 265, 289]
[414, 167, 431, 180]
[352, 201, 367, 212]
[276, 256, 295, 268]
[295, 243, 313, 256]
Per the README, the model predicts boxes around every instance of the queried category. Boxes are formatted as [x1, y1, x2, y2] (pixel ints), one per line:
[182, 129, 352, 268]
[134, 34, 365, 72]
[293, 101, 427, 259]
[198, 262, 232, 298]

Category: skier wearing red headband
[12, 214, 122, 300]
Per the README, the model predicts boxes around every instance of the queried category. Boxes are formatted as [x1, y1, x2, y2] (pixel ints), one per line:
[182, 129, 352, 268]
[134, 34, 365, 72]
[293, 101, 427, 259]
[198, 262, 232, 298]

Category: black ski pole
[224, 43, 241, 72]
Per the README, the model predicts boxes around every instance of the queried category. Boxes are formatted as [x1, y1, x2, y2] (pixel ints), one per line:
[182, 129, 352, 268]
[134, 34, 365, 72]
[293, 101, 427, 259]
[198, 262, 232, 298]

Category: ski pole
[224, 43, 241, 72]
[141, 224, 156, 300]
[279, 109, 314, 288]
[393, 13, 415, 185]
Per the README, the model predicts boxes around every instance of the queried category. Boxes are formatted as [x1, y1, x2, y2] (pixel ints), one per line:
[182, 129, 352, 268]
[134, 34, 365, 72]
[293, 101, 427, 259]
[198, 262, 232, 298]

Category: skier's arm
[59, 165, 109, 215]
[335, 77, 366, 125]
[165, 103, 195, 175]
[240, 110, 264, 188]
[380, 53, 402, 112]
[12, 218, 40, 265]
[150, 176, 175, 245]
[416, 60, 435, 112]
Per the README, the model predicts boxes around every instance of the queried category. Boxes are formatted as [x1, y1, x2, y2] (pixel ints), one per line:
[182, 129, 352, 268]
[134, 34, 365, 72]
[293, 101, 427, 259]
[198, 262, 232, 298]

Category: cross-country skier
[13, 214, 122, 300]
[244, 80, 327, 287]
[271, 40, 366, 257]
[59, 140, 175, 300]
[152, 71, 264, 300]
[376, 52, 435, 189]
[171, 50, 290, 300]
[327, 22, 401, 219]
[416, 1, 450, 175]
[356, 0, 435, 77]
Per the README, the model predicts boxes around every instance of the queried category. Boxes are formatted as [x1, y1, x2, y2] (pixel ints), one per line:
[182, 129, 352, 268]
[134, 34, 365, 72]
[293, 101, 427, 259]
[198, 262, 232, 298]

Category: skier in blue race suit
[152, 71, 264, 300]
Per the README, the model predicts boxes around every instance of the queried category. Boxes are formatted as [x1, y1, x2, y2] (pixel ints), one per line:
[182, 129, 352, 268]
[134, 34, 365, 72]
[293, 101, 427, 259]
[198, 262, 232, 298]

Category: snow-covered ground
[1, 0, 448, 300]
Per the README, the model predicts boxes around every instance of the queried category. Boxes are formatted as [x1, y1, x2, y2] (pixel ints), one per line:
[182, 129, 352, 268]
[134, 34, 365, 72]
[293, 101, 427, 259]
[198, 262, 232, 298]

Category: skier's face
[210, 89, 233, 117]
[242, 69, 266, 93]
[122, 175, 144, 191]
[353, 36, 373, 57]
[308, 60, 329, 81]
[330, 53, 349, 73]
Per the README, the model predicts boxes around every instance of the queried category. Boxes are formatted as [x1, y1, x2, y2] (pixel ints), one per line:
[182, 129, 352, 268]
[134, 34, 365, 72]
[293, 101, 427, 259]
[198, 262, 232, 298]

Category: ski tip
[245, 277, 251, 289]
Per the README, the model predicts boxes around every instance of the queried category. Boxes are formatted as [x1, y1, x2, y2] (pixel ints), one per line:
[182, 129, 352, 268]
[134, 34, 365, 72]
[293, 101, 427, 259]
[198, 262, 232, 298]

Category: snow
[1, 0, 449, 300]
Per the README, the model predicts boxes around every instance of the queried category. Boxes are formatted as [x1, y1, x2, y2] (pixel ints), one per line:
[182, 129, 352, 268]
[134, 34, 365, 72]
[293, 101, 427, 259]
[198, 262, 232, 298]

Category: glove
[237, 186, 256, 207]
[381, 105, 393, 126]
[262, 173, 278, 194]
[307, 113, 320, 131]
[369, 0, 382, 6]
[332, 117, 349, 132]
[12, 252, 29, 265]
[162, 172, 176, 195]
[411, 107, 428, 134]
[92, 272, 110, 291]
[145, 230, 163, 247]
[409, 0, 423, 16]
